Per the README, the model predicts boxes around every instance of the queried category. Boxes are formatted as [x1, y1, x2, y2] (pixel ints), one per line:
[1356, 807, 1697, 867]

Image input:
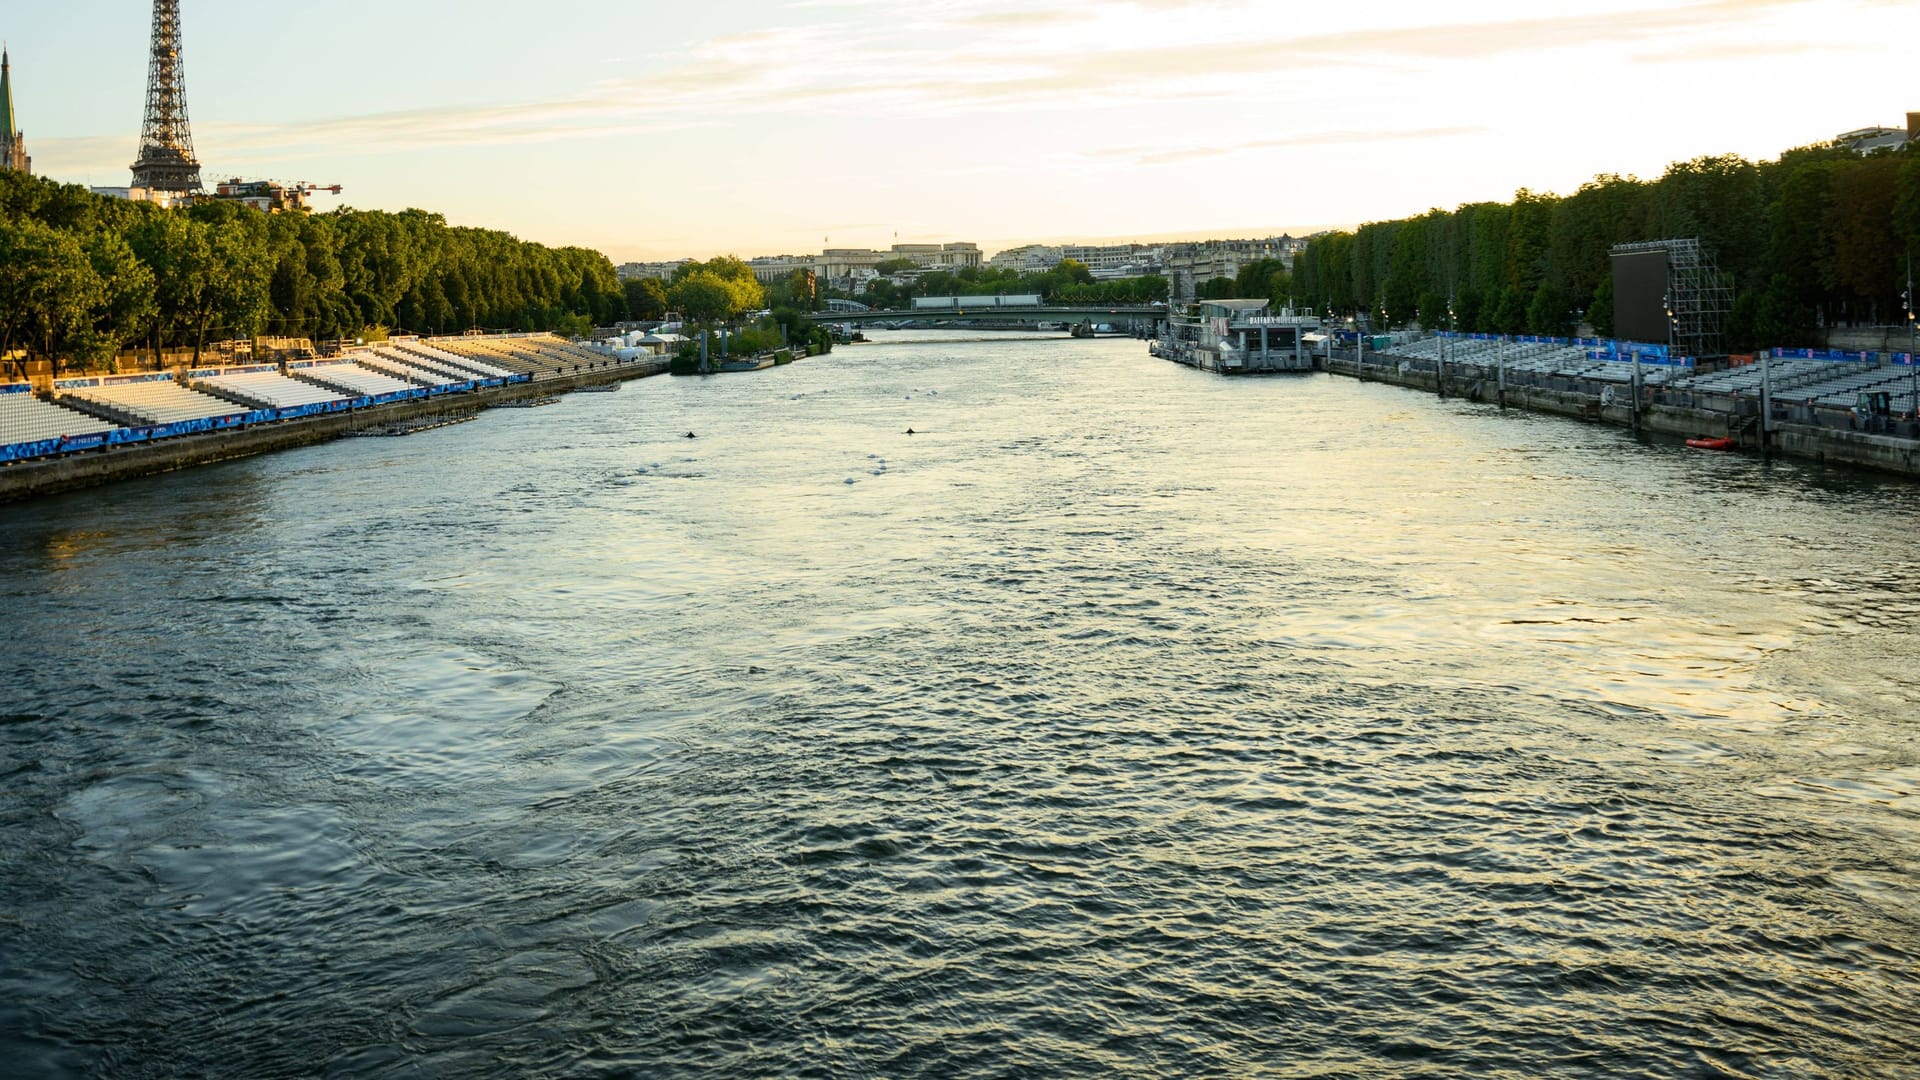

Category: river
[2, 332, 1917, 1077]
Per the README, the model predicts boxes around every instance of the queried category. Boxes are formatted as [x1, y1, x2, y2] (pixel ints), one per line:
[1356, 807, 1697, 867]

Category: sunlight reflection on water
[2, 333, 1919, 1077]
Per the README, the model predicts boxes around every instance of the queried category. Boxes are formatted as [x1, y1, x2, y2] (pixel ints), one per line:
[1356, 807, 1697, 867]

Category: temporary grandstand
[293, 360, 418, 398]
[355, 348, 476, 389]
[1376, 335, 1690, 388]
[1657, 355, 1919, 431]
[0, 388, 121, 446]
[391, 342, 516, 381]
[3, 333, 644, 472]
[194, 368, 352, 411]
[60, 375, 248, 427]
[1367, 332, 1920, 437]
[431, 334, 633, 381]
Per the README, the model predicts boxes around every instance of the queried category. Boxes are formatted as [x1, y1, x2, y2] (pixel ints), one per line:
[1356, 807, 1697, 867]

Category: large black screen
[1612, 248, 1670, 346]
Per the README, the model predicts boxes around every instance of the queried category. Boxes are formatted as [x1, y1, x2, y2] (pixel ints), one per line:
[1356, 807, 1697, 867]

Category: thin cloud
[1089, 126, 1489, 167]
[38, 0, 1875, 170]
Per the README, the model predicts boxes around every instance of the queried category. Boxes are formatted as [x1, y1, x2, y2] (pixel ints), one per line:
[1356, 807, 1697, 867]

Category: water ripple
[2, 335, 1918, 1077]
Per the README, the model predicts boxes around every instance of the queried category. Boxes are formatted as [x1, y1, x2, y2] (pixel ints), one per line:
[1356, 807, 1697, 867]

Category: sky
[4, 0, 1918, 261]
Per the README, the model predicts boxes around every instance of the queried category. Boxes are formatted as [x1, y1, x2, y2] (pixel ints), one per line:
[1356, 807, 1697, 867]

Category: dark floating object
[347, 415, 477, 438]
[684, 431, 697, 439]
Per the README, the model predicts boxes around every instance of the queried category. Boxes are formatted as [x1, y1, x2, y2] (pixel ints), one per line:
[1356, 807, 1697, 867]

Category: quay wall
[1325, 356, 1920, 479]
[0, 360, 665, 505]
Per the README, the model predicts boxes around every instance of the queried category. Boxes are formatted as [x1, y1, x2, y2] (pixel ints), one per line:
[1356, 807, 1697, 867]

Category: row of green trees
[1290, 144, 1920, 349]
[0, 171, 627, 376]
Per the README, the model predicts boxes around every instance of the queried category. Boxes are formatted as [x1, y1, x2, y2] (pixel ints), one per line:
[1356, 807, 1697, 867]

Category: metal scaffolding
[1613, 238, 1734, 359]
[130, 0, 202, 193]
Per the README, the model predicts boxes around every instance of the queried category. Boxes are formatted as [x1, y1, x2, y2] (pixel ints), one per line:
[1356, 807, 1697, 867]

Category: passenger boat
[1150, 299, 1320, 374]
[1685, 436, 1735, 450]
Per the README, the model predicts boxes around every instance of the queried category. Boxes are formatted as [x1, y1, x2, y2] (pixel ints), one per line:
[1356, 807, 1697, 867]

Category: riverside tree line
[1290, 144, 1920, 350]
[0, 171, 626, 377]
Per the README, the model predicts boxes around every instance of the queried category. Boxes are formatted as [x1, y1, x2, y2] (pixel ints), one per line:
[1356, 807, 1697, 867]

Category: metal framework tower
[130, 0, 202, 193]
[1613, 238, 1734, 358]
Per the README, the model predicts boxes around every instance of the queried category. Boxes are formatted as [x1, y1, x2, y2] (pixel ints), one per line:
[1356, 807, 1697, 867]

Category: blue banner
[0, 436, 62, 463]
[1772, 347, 1874, 362]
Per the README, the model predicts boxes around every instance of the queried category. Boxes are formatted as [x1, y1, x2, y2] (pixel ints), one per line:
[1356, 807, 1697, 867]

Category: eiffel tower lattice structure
[130, 0, 202, 193]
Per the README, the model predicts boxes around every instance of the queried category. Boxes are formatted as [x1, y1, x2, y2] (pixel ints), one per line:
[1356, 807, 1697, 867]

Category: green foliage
[0, 170, 624, 369]
[1587, 274, 1615, 338]
[1292, 143, 1920, 349]
[666, 309, 831, 376]
[0, 216, 106, 376]
[1236, 258, 1292, 305]
[1054, 258, 1095, 286]
[728, 327, 782, 354]
[1196, 277, 1238, 301]
[762, 269, 817, 312]
[1525, 281, 1573, 337]
[624, 276, 669, 321]
[667, 257, 765, 322]
[668, 273, 737, 322]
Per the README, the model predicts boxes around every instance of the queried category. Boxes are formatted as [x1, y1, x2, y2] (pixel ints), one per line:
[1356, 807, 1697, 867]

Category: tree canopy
[1290, 144, 1920, 350]
[0, 170, 627, 375]
[667, 256, 766, 322]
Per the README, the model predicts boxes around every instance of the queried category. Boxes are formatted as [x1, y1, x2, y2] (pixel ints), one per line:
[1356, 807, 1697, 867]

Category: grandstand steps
[56, 393, 148, 430]
[288, 368, 361, 397]
[193, 380, 275, 412]
[356, 356, 436, 387]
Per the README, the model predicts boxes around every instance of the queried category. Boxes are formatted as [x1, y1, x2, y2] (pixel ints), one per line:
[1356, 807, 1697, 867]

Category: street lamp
[1905, 254, 1916, 432]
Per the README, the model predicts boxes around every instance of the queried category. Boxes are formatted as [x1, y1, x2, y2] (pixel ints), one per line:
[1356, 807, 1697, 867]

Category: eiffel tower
[130, 0, 202, 193]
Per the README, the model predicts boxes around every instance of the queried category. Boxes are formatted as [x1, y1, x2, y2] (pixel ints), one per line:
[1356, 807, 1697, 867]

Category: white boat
[1150, 299, 1320, 374]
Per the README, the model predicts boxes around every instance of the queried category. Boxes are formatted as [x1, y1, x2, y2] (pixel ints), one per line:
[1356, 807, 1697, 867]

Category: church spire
[2, 46, 16, 143]
[2, 45, 30, 175]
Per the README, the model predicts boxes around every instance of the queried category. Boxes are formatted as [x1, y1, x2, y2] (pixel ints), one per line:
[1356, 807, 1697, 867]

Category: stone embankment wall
[1326, 357, 1920, 479]
[0, 362, 663, 505]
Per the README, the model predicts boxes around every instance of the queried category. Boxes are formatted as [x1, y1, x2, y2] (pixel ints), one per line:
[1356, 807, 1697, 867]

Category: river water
[2, 332, 1918, 1078]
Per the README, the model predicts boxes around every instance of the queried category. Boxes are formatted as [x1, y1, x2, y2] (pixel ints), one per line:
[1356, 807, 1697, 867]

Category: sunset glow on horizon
[8, 0, 1917, 259]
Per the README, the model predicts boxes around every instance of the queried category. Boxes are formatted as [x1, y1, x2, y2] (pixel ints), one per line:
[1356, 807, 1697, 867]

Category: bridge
[821, 304, 1167, 332]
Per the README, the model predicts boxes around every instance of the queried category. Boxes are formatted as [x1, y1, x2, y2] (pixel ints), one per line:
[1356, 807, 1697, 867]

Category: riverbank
[1326, 353, 1920, 479]
[0, 354, 666, 505]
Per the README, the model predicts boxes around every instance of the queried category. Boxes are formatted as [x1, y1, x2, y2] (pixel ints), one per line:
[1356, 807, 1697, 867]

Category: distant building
[1062, 243, 1164, 275]
[747, 255, 814, 284]
[887, 242, 982, 270]
[727, 241, 984, 294]
[89, 186, 192, 209]
[1164, 236, 1307, 302]
[616, 260, 692, 281]
[205, 178, 331, 213]
[986, 244, 1062, 272]
[2, 47, 30, 175]
[1837, 125, 1910, 154]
